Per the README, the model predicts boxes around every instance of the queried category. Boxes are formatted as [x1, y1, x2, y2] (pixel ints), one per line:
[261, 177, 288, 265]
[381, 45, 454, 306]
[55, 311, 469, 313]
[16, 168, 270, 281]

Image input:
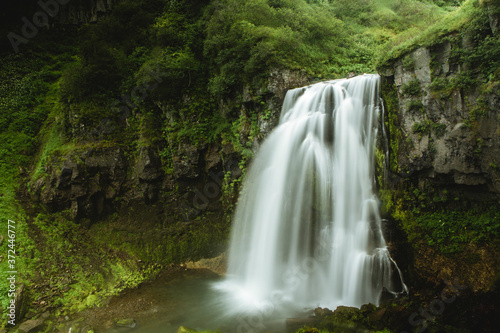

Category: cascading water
[216, 74, 406, 315]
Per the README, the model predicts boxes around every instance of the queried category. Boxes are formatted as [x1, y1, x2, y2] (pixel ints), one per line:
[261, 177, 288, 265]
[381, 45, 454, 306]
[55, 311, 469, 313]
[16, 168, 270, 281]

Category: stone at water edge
[67, 321, 94, 333]
[18, 319, 45, 333]
[177, 326, 199, 333]
[115, 318, 137, 328]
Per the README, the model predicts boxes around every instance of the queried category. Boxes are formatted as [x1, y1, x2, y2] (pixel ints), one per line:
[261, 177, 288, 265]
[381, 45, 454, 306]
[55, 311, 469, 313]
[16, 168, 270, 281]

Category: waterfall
[216, 74, 406, 314]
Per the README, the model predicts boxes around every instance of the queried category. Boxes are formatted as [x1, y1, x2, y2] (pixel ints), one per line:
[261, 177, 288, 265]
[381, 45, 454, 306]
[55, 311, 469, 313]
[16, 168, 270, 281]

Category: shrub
[401, 79, 421, 95]
[407, 100, 425, 113]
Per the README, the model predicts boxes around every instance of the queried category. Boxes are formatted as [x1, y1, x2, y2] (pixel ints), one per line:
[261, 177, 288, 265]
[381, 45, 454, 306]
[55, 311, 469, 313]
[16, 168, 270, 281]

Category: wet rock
[18, 319, 44, 333]
[285, 317, 316, 333]
[368, 307, 387, 322]
[267, 68, 309, 100]
[136, 146, 163, 203]
[380, 286, 400, 305]
[486, 2, 500, 33]
[68, 322, 94, 333]
[80, 324, 95, 333]
[40, 311, 51, 320]
[185, 252, 227, 275]
[115, 318, 137, 328]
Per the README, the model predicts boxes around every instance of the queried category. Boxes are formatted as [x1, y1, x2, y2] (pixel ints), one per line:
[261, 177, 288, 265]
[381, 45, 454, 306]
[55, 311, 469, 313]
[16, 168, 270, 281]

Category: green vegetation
[22, 212, 148, 313]
[415, 207, 500, 254]
[0, 52, 63, 320]
[382, 174, 500, 256]
[401, 79, 421, 96]
[1, 0, 499, 325]
[294, 304, 399, 333]
[429, 76, 453, 99]
[412, 119, 447, 138]
[377, 0, 481, 66]
[407, 100, 425, 113]
[381, 80, 401, 173]
[92, 209, 228, 266]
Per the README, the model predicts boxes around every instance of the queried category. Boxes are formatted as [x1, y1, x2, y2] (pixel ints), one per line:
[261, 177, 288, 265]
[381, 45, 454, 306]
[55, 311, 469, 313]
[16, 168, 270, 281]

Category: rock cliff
[379, 10, 500, 293]
[381, 41, 500, 203]
[29, 69, 309, 227]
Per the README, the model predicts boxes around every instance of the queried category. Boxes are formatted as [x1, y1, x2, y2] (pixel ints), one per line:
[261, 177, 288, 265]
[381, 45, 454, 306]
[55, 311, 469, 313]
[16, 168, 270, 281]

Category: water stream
[215, 74, 406, 317]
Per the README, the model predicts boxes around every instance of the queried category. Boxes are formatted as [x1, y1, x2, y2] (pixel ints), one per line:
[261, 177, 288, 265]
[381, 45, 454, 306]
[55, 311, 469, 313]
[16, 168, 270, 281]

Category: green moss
[402, 54, 416, 70]
[92, 208, 229, 266]
[13, 211, 161, 316]
[429, 77, 453, 98]
[401, 79, 421, 96]
[412, 121, 432, 136]
[412, 119, 447, 139]
[381, 80, 401, 173]
[469, 96, 490, 121]
[407, 100, 425, 113]
[0, 52, 65, 324]
[414, 207, 500, 254]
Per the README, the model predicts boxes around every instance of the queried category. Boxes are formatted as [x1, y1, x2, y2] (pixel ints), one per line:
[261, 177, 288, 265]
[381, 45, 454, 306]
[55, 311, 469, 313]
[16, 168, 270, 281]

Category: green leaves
[415, 207, 500, 255]
[204, 0, 348, 96]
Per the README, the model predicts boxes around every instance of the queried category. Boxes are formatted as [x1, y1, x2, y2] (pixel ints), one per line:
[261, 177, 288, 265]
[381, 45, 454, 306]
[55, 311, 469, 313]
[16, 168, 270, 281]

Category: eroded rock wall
[29, 69, 309, 226]
[381, 42, 500, 202]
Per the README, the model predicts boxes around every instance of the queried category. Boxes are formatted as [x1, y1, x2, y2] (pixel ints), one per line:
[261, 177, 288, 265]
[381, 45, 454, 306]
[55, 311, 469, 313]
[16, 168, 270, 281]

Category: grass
[0, 53, 55, 324]
[18, 212, 150, 314]
[415, 207, 500, 255]
[376, 0, 481, 67]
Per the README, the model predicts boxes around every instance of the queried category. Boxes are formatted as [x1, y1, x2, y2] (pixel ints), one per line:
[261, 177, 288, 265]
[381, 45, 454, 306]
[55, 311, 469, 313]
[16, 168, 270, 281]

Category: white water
[216, 74, 405, 316]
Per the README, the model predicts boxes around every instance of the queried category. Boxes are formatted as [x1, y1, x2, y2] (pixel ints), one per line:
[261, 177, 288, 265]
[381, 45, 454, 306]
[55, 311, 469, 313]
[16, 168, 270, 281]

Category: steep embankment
[377, 0, 500, 320]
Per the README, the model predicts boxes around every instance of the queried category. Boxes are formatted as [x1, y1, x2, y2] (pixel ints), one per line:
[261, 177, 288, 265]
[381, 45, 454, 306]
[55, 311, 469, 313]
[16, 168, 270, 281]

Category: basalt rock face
[379, 22, 500, 294]
[381, 43, 500, 203]
[29, 69, 309, 225]
[31, 146, 128, 224]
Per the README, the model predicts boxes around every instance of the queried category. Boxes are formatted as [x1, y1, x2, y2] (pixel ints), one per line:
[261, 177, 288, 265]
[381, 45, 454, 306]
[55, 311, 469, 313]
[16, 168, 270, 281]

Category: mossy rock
[115, 318, 137, 328]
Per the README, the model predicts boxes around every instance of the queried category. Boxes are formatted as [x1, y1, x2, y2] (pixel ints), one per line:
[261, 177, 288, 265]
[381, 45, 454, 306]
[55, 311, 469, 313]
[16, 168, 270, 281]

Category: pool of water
[94, 269, 307, 333]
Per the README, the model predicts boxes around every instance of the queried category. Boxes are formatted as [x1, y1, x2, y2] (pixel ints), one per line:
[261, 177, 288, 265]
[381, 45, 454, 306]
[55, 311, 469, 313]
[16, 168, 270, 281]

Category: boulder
[136, 146, 162, 181]
[115, 318, 137, 328]
[18, 319, 44, 333]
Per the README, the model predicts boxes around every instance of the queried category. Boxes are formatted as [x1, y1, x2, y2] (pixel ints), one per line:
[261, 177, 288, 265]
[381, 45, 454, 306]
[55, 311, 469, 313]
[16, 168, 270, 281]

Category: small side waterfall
[216, 74, 406, 314]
